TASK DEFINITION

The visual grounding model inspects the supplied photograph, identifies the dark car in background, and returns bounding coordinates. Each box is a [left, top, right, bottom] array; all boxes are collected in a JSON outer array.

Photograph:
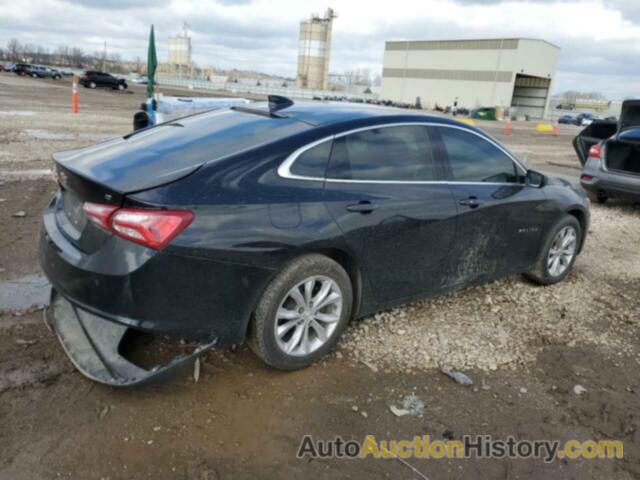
[[79, 70, 127, 90], [13, 63, 33, 75], [558, 114, 575, 125], [13, 63, 62, 79], [574, 112, 597, 126], [576, 100, 640, 203], [40, 98, 590, 386]]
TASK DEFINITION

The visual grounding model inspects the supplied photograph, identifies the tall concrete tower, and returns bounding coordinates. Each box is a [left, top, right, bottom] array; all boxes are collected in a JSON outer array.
[[168, 22, 192, 68], [296, 8, 337, 90]]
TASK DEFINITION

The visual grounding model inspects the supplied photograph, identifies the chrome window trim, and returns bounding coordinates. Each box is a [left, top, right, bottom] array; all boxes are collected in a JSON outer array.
[[276, 121, 527, 185]]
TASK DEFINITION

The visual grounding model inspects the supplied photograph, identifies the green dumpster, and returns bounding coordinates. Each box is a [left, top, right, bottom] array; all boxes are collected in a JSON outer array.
[[471, 107, 497, 120]]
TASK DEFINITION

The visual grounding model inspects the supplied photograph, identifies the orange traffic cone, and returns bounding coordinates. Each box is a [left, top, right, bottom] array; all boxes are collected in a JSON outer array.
[[552, 119, 559, 136], [71, 75, 79, 113], [503, 117, 511, 136]]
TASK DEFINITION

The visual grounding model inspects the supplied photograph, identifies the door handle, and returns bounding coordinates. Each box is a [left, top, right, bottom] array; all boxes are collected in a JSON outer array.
[[346, 201, 378, 214], [459, 196, 482, 209]]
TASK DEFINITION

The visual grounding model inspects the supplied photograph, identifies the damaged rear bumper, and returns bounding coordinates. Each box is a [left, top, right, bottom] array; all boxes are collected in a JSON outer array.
[[46, 290, 217, 387]]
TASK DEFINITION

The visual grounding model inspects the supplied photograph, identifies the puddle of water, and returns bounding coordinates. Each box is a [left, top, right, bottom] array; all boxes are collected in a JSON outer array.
[[21, 129, 75, 141], [0, 111, 36, 116], [0, 274, 51, 311], [0, 169, 52, 179]]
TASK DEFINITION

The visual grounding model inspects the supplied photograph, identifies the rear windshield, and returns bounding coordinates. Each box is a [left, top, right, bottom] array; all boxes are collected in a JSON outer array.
[[126, 109, 310, 164]]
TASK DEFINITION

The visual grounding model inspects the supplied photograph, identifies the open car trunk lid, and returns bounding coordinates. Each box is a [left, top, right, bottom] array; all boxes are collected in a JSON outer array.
[[573, 100, 640, 165], [617, 99, 640, 134], [573, 120, 617, 166], [600, 100, 640, 176]]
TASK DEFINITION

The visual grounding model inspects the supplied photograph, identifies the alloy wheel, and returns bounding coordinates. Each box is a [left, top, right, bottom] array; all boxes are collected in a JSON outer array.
[[547, 226, 577, 277], [274, 275, 342, 357]]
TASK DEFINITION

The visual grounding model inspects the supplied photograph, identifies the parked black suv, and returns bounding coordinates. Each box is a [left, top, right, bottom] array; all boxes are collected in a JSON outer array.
[[80, 71, 128, 91]]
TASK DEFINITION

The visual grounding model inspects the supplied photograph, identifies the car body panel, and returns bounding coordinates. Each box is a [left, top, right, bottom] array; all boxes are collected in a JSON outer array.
[[581, 156, 640, 201], [324, 180, 458, 304], [445, 183, 550, 283]]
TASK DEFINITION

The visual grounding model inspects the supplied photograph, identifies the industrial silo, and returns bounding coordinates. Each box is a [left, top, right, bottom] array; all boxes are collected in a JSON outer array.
[[296, 8, 337, 91], [168, 22, 192, 77]]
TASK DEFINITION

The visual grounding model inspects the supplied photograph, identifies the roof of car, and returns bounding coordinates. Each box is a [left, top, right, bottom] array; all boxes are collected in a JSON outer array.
[[266, 101, 456, 127]]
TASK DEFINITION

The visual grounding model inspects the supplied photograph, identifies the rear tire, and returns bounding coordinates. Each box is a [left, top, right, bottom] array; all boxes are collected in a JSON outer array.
[[586, 189, 608, 204], [31, 73, 38, 78], [248, 254, 353, 370], [117, 84, 125, 91], [524, 215, 582, 285]]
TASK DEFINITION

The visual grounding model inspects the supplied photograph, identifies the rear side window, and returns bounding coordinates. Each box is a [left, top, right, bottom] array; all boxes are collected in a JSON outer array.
[[290, 140, 331, 178], [436, 127, 519, 183], [328, 126, 435, 181]]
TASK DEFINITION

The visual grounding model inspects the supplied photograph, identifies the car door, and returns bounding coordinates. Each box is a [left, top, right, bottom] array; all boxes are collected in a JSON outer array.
[[323, 124, 458, 305], [96, 73, 109, 87], [105, 74, 117, 87], [429, 125, 549, 287]]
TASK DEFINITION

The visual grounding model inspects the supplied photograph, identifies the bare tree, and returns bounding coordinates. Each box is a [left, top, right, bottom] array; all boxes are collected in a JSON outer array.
[[7, 39, 21, 61], [70, 47, 83, 67]]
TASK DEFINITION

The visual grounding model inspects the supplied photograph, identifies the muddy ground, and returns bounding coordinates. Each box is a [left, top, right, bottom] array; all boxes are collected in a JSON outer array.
[[0, 73, 638, 479]]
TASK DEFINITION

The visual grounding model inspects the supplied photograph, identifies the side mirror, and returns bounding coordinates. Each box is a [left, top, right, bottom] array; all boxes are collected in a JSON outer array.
[[525, 170, 547, 188]]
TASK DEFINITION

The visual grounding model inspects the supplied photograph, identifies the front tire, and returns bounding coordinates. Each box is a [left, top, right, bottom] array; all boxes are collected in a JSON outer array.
[[524, 215, 581, 285], [248, 254, 353, 370]]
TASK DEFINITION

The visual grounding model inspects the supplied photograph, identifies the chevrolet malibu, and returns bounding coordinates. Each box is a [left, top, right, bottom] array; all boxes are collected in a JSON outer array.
[[40, 97, 590, 386]]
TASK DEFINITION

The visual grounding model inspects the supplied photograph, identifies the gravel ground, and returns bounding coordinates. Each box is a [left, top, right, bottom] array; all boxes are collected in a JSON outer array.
[[341, 204, 640, 372]]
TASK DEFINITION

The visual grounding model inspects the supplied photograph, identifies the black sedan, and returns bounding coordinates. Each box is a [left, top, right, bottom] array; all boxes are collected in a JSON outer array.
[[40, 97, 590, 386]]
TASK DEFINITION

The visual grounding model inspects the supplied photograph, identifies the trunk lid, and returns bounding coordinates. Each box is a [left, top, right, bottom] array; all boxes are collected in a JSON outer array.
[[618, 100, 640, 134], [53, 162, 123, 253], [573, 120, 617, 166]]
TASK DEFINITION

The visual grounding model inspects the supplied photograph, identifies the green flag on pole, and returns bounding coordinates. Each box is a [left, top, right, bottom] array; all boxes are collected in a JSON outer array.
[[146, 25, 157, 99]]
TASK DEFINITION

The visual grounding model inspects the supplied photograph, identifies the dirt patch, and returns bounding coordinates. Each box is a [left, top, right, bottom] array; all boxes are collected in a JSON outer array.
[[0, 178, 56, 280]]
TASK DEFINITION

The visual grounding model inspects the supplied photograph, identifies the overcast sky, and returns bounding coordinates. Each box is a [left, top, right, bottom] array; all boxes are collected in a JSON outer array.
[[1, 0, 639, 99]]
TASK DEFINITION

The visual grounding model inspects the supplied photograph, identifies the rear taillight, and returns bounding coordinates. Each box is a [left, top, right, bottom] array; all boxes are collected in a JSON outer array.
[[82, 202, 193, 250], [580, 174, 594, 181], [110, 209, 193, 250], [83, 202, 119, 230], [588, 144, 602, 159]]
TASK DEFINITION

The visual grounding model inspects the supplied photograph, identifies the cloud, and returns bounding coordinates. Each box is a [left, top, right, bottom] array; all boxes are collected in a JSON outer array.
[[0, 0, 638, 98], [61, 0, 171, 9]]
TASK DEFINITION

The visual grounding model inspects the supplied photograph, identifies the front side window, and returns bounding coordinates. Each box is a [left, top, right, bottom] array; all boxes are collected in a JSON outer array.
[[436, 127, 519, 183], [327, 126, 435, 181]]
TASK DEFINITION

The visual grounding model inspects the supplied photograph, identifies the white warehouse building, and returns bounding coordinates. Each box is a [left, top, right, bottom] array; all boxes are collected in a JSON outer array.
[[381, 38, 560, 119]]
